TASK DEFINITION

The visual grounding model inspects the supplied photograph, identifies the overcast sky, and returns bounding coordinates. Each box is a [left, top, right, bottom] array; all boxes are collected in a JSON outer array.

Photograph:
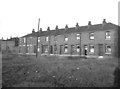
[[0, 0, 119, 39]]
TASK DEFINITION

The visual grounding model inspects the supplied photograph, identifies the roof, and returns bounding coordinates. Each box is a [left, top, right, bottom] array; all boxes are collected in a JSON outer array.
[[21, 22, 119, 38]]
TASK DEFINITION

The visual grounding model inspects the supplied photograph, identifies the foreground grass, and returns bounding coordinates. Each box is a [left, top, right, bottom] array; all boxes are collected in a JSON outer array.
[[2, 53, 118, 87]]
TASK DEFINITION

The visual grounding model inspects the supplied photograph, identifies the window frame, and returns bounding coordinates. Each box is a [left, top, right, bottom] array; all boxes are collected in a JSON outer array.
[[45, 36, 49, 42], [76, 33, 80, 40], [64, 44, 68, 53], [38, 37, 40, 42], [105, 31, 111, 40], [76, 44, 80, 52], [64, 36, 68, 42], [89, 32, 94, 40], [105, 44, 111, 54], [89, 44, 94, 53]]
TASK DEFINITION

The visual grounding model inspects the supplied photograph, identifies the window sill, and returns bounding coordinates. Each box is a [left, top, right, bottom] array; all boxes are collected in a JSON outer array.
[[105, 52, 111, 54], [105, 39, 110, 40]]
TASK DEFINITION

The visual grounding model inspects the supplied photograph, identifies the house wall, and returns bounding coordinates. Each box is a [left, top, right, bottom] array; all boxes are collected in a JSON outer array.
[[19, 27, 118, 58]]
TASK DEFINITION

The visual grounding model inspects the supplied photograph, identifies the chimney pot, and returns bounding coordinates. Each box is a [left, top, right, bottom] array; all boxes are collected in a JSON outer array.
[[88, 21, 91, 25], [55, 25, 58, 30], [103, 19, 106, 23], [76, 23, 79, 27], [32, 29, 35, 33], [47, 27, 50, 31], [40, 28, 42, 32], [65, 24, 68, 29]]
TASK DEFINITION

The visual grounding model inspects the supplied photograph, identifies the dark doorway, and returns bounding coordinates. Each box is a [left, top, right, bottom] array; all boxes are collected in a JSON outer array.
[[98, 44, 103, 56], [60, 45, 63, 54], [71, 45, 75, 55], [84, 45, 88, 55], [50, 45, 53, 54]]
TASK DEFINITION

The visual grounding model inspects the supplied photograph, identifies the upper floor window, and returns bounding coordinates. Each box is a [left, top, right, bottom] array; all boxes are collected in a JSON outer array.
[[76, 44, 80, 52], [105, 31, 111, 40], [76, 34, 80, 40], [38, 37, 40, 42], [19, 38, 22, 43], [64, 36, 68, 42], [89, 45, 94, 53], [54, 36, 57, 42], [23, 37, 26, 43], [37, 46, 40, 52], [45, 36, 49, 42], [105, 45, 111, 54], [89, 32, 94, 40]]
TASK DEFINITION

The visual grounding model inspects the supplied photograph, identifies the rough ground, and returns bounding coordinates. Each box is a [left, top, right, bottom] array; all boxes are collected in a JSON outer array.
[[2, 52, 118, 87]]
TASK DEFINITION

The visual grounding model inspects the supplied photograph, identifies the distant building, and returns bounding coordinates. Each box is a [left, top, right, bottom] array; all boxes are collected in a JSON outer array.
[[0, 37, 19, 53], [19, 19, 120, 58]]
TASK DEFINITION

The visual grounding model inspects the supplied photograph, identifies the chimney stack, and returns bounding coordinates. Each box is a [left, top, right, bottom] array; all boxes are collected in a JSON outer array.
[[103, 19, 106, 23], [47, 27, 50, 31], [65, 24, 68, 30], [40, 28, 42, 32], [88, 21, 91, 25], [55, 25, 58, 30], [75, 23, 79, 29], [32, 29, 35, 33]]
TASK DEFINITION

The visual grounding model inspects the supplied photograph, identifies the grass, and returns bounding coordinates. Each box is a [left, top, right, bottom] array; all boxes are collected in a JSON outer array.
[[2, 52, 118, 87]]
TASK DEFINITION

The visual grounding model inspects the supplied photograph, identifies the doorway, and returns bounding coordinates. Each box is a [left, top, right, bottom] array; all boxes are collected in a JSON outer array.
[[60, 45, 63, 54], [98, 44, 103, 56], [84, 45, 88, 55], [50, 45, 53, 54]]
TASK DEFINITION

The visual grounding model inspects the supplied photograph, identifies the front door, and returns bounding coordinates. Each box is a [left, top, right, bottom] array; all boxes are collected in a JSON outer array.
[[98, 44, 103, 56], [60, 45, 63, 54], [50, 45, 53, 54], [71, 45, 75, 55]]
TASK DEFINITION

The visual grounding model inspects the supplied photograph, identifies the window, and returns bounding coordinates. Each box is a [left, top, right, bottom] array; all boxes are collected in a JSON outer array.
[[19, 38, 22, 43], [38, 37, 40, 42], [54, 36, 57, 42], [105, 45, 111, 54], [37, 46, 40, 52], [45, 36, 49, 42], [89, 45, 94, 53], [76, 34, 80, 40], [64, 36, 68, 41], [76, 45, 80, 52], [105, 31, 111, 40], [89, 32, 94, 40], [23, 37, 26, 43], [64, 44, 68, 53]]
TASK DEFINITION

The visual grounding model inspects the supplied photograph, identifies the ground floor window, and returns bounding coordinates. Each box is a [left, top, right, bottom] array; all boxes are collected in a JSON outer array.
[[64, 44, 68, 53], [105, 45, 111, 54], [42, 45, 48, 53], [37, 46, 40, 52], [89, 45, 94, 53], [76, 44, 80, 52]]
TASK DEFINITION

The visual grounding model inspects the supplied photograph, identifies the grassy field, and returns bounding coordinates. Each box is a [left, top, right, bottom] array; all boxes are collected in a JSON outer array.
[[2, 52, 118, 87]]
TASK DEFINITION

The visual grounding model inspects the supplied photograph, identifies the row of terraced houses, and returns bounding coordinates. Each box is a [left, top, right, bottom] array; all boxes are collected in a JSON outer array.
[[17, 19, 120, 58]]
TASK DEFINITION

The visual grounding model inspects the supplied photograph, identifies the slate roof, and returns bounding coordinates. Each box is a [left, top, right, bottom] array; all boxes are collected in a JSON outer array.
[[21, 22, 119, 38]]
